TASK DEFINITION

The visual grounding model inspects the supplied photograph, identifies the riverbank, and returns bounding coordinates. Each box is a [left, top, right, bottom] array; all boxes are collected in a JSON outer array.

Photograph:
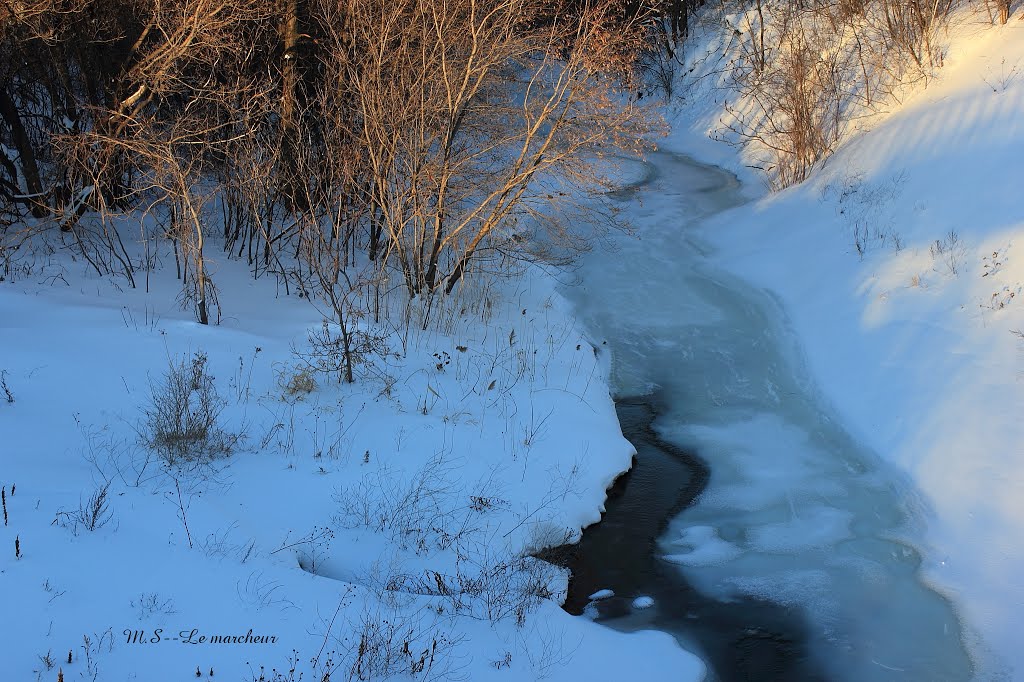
[[0, 220, 703, 680], [660, 15, 1024, 679]]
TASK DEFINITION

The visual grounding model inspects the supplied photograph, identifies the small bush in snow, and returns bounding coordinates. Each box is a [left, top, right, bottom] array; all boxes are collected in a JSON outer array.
[[981, 57, 1020, 94], [37, 648, 56, 672], [53, 482, 113, 534], [824, 172, 905, 258], [345, 606, 461, 681], [293, 319, 393, 385], [387, 554, 561, 626], [982, 249, 1006, 278], [276, 525, 335, 576], [131, 592, 176, 619], [982, 285, 1019, 311], [247, 651, 313, 681], [142, 351, 239, 465], [80, 629, 114, 682], [333, 454, 469, 555], [247, 607, 461, 682], [276, 364, 317, 397], [930, 230, 965, 277]]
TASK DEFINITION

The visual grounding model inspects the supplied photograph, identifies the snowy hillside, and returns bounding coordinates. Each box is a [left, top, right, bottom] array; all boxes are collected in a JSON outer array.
[[669, 11, 1024, 679]]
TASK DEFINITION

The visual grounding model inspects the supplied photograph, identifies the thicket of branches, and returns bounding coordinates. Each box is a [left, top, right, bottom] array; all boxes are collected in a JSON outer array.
[[3, 0, 1015, 318], [716, 0, 1013, 187], [0, 0, 703, 330]]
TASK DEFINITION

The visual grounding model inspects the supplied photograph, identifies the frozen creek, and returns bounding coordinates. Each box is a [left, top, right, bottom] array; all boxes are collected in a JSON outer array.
[[559, 151, 972, 681]]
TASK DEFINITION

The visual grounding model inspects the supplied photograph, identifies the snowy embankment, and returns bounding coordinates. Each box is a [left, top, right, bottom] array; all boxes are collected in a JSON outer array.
[[670, 14, 1024, 679], [0, 227, 702, 677]]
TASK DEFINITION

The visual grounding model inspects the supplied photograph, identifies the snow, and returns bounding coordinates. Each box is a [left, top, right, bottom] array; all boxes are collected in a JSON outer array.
[[0, 228, 704, 678], [659, 10, 1024, 680], [663, 526, 742, 567], [587, 589, 615, 601], [4, 8, 1023, 681]]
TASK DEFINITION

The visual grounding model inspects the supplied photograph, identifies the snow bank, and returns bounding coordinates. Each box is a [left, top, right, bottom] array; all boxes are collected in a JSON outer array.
[[0, 225, 703, 679]]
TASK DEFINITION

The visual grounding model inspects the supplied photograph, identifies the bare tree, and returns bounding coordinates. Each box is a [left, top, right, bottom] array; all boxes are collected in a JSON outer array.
[[3, 0, 665, 334], [331, 0, 657, 303], [56, 0, 277, 321]]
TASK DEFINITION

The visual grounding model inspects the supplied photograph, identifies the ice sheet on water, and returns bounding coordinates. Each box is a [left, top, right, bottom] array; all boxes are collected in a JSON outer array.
[[566, 149, 973, 682], [704, 477, 849, 512], [724, 570, 841, 638], [748, 506, 854, 552]]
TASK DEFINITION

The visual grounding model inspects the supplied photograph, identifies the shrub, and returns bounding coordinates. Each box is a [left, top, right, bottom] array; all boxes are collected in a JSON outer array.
[[276, 364, 317, 397], [292, 319, 393, 385], [930, 230, 965, 277], [53, 482, 113, 534], [142, 351, 238, 465]]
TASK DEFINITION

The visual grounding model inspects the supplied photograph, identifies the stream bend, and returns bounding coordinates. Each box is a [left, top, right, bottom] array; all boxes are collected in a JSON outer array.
[[559, 151, 972, 682]]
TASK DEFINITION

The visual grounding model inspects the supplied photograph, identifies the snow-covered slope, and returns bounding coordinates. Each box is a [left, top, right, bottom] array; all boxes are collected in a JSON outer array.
[[670, 14, 1024, 679], [0, 238, 703, 679]]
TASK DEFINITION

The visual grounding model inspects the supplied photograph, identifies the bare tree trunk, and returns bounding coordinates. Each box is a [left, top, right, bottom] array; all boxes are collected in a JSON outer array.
[[756, 0, 767, 73], [998, 0, 1011, 23], [0, 88, 47, 218], [181, 192, 210, 325], [279, 0, 309, 210]]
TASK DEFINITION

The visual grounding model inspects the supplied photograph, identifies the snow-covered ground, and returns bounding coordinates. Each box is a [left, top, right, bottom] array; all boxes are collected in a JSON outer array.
[[661, 10, 1024, 680], [0, 226, 703, 678], [4, 8, 1023, 681]]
